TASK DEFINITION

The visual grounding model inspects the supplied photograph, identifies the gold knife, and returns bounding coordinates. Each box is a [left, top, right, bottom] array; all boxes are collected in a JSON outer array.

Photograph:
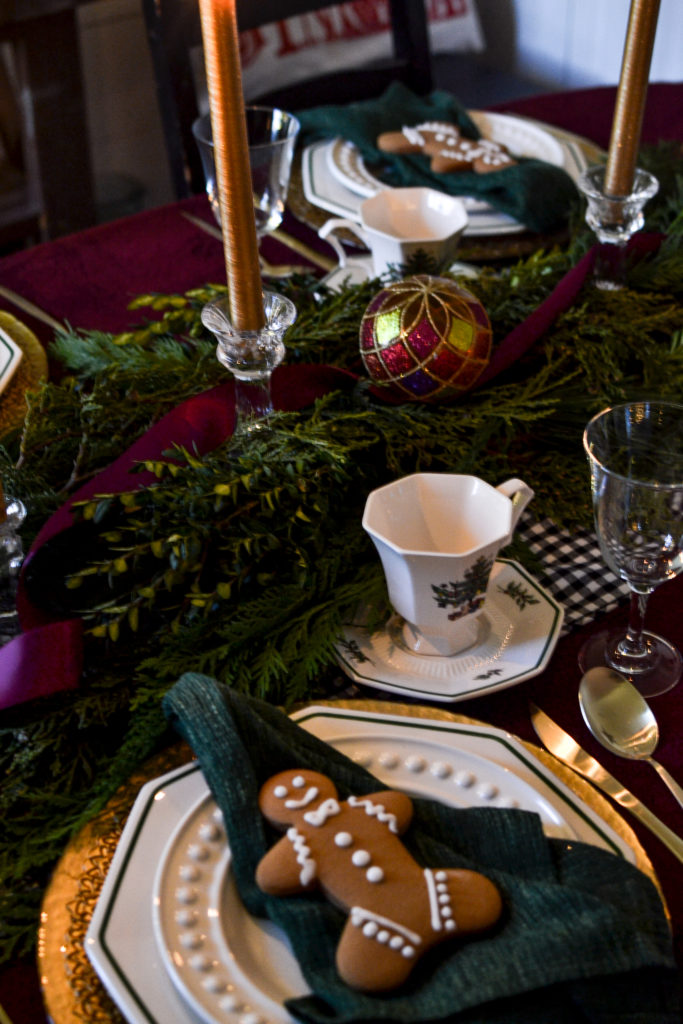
[[530, 703, 683, 863]]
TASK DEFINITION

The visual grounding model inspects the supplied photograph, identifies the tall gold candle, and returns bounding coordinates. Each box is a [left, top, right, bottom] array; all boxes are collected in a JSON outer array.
[[198, 0, 265, 330], [604, 0, 660, 196]]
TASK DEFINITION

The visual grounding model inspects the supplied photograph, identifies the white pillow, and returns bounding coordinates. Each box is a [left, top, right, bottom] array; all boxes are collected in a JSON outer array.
[[239, 0, 484, 102]]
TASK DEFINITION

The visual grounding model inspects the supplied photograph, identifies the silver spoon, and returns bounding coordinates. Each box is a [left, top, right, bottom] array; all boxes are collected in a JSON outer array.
[[579, 666, 683, 809]]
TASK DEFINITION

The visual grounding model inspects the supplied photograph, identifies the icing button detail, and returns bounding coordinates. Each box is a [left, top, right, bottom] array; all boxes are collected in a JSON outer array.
[[366, 865, 384, 883], [351, 849, 371, 867], [335, 831, 353, 847]]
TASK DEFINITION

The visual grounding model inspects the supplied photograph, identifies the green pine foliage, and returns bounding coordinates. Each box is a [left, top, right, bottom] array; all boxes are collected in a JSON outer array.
[[1, 143, 682, 963]]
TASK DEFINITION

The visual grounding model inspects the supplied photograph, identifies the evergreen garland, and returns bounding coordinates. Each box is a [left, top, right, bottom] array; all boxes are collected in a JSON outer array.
[[1, 143, 682, 964]]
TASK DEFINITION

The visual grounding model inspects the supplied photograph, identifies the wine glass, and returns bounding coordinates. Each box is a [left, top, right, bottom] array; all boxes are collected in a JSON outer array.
[[578, 401, 683, 697], [192, 106, 300, 238]]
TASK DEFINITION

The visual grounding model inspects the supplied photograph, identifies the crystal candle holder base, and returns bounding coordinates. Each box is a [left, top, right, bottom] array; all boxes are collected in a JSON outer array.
[[201, 291, 297, 429], [0, 495, 26, 622], [577, 165, 659, 290]]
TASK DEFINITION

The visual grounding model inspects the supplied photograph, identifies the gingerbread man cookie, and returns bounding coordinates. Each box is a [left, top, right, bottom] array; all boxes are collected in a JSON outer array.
[[377, 121, 517, 175], [256, 769, 503, 992]]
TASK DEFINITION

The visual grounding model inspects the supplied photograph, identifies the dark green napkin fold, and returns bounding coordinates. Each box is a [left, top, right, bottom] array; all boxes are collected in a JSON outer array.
[[296, 81, 578, 234], [162, 673, 679, 1024]]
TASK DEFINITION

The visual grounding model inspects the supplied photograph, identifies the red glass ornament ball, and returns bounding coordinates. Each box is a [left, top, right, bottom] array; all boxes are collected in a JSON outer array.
[[359, 275, 492, 402]]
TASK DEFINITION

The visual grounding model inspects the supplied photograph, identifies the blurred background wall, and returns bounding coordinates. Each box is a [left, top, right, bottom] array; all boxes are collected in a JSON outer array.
[[77, 0, 683, 220], [1, 0, 681, 251]]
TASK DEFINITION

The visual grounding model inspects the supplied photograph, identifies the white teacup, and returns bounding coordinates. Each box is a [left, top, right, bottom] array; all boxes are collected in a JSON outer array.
[[319, 187, 468, 277], [363, 473, 534, 656]]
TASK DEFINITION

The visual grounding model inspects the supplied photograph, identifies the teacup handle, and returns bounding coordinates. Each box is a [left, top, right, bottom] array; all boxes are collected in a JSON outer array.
[[496, 478, 534, 532], [318, 218, 369, 267]]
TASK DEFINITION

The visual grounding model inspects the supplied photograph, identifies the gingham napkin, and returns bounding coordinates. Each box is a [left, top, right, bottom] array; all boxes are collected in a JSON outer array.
[[516, 515, 630, 633]]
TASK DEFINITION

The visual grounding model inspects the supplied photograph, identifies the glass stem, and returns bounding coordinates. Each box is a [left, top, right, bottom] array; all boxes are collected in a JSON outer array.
[[616, 590, 651, 659], [234, 374, 274, 428], [593, 241, 627, 291]]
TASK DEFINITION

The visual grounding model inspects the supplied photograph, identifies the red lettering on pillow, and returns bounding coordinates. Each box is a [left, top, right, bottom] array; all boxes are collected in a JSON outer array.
[[239, 28, 266, 68], [428, 0, 468, 17]]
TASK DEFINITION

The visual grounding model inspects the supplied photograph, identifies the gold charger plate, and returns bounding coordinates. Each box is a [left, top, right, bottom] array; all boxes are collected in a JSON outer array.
[[0, 312, 48, 439], [38, 700, 657, 1024]]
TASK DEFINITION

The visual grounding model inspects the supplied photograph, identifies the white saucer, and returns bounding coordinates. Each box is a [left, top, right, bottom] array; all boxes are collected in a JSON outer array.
[[334, 559, 563, 702], [319, 255, 480, 291]]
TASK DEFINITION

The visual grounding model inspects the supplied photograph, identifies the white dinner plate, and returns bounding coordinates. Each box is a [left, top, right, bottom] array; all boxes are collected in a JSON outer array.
[[335, 560, 563, 702], [326, 112, 565, 206], [302, 112, 592, 236], [86, 705, 632, 1024], [0, 324, 23, 395]]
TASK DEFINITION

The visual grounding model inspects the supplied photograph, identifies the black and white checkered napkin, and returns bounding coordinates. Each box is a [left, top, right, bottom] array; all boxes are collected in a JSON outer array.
[[516, 515, 629, 634]]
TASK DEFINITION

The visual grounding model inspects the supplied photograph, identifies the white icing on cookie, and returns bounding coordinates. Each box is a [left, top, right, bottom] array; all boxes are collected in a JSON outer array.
[[347, 795, 399, 833], [350, 906, 421, 949], [285, 786, 319, 809], [303, 797, 341, 827], [286, 826, 316, 886]]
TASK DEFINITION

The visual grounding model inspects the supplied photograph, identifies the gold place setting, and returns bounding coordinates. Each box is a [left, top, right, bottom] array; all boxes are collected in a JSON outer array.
[[1, 1, 682, 1023]]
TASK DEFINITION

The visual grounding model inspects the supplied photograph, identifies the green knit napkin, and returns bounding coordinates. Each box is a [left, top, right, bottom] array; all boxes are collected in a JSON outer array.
[[296, 81, 578, 233], [162, 674, 679, 1023]]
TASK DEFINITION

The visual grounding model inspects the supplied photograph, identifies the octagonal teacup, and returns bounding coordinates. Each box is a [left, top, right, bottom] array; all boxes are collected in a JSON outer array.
[[363, 473, 533, 656]]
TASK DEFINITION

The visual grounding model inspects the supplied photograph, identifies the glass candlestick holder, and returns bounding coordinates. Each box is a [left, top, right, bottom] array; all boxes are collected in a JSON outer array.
[[0, 494, 26, 623], [577, 165, 659, 290], [201, 291, 297, 429]]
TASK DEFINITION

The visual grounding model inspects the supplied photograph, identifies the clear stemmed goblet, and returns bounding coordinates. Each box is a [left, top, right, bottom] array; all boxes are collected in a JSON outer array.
[[578, 401, 683, 697], [192, 106, 300, 239]]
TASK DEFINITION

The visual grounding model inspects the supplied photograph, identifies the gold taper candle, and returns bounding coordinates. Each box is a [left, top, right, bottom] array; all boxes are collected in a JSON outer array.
[[604, 0, 660, 196], [198, 0, 265, 330]]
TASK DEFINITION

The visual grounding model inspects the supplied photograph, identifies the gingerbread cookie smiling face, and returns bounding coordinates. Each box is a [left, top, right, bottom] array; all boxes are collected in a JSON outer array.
[[256, 768, 503, 992]]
